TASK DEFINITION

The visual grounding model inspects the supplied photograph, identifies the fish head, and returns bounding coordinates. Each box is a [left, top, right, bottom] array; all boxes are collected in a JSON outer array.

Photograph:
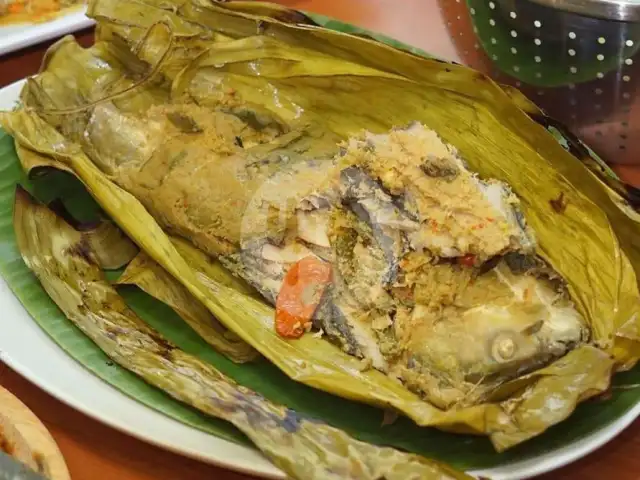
[[400, 268, 589, 407], [461, 303, 586, 380]]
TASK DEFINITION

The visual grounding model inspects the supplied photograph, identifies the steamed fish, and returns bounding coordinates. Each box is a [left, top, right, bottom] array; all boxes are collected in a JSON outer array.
[[240, 123, 588, 408], [76, 100, 589, 409]]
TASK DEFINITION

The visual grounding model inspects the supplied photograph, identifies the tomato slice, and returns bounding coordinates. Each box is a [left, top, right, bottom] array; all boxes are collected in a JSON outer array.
[[458, 254, 476, 268], [275, 256, 332, 339]]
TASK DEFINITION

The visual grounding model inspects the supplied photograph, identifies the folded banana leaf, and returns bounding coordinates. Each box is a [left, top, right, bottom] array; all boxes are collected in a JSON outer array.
[[86, 0, 640, 284], [115, 248, 258, 363], [2, 0, 640, 455], [6, 119, 257, 365], [297, 10, 640, 214], [12, 186, 470, 480], [88, 0, 640, 213], [496, 85, 640, 215]]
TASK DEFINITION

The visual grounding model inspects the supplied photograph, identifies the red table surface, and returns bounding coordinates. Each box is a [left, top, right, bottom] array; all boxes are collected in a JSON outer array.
[[0, 1, 638, 479]]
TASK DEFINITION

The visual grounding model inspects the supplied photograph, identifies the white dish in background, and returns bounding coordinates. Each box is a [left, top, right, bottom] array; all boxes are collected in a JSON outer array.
[[0, 8, 94, 57], [0, 78, 639, 480]]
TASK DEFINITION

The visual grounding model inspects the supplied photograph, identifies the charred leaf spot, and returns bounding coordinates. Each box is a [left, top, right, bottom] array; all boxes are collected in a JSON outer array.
[[232, 393, 282, 429], [283, 407, 323, 428], [235, 136, 244, 148], [445, 68, 452, 73], [282, 410, 302, 433], [106, 360, 114, 367], [474, 72, 487, 83], [275, 11, 318, 25], [150, 332, 176, 360], [103, 324, 122, 341], [256, 20, 268, 34], [166, 112, 202, 134], [66, 236, 93, 264], [531, 114, 639, 212], [158, 349, 173, 361], [550, 192, 568, 213]]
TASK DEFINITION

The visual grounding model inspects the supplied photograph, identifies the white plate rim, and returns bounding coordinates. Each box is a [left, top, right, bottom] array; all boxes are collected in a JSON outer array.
[[0, 8, 94, 57], [0, 78, 639, 480]]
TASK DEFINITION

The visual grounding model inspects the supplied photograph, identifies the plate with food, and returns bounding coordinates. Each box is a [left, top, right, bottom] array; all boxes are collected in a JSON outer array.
[[1, 0, 640, 479], [0, 0, 93, 56]]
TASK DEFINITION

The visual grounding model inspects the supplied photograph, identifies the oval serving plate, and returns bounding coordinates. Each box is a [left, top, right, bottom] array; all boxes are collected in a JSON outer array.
[[1, 10, 640, 479]]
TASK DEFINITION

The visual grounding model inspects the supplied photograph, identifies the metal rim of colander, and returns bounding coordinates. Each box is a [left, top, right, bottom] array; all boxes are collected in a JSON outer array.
[[529, 0, 640, 22]]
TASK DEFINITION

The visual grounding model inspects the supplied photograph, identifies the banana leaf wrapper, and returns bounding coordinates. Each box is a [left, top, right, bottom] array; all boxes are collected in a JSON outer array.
[[45, 197, 140, 270], [9, 120, 258, 364], [497, 85, 640, 217], [87, 0, 640, 290], [115, 246, 258, 363], [91, 0, 640, 215], [1, 0, 638, 452], [12, 186, 471, 480]]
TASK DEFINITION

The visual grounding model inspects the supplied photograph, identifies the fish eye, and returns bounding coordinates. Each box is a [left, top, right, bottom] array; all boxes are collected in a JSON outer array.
[[491, 332, 518, 363]]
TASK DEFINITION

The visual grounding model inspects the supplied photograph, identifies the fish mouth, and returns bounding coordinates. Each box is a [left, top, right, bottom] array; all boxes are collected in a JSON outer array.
[[233, 122, 589, 407]]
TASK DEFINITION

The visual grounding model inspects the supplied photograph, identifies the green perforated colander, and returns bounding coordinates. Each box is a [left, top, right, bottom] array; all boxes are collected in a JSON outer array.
[[444, 0, 640, 166]]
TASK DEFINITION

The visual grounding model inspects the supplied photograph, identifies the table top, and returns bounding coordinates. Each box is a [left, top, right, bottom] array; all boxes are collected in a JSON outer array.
[[1, 1, 639, 479]]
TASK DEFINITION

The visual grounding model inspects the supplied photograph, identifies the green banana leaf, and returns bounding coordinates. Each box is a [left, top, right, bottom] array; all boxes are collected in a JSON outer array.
[[115, 245, 259, 364], [3, 0, 636, 472]]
